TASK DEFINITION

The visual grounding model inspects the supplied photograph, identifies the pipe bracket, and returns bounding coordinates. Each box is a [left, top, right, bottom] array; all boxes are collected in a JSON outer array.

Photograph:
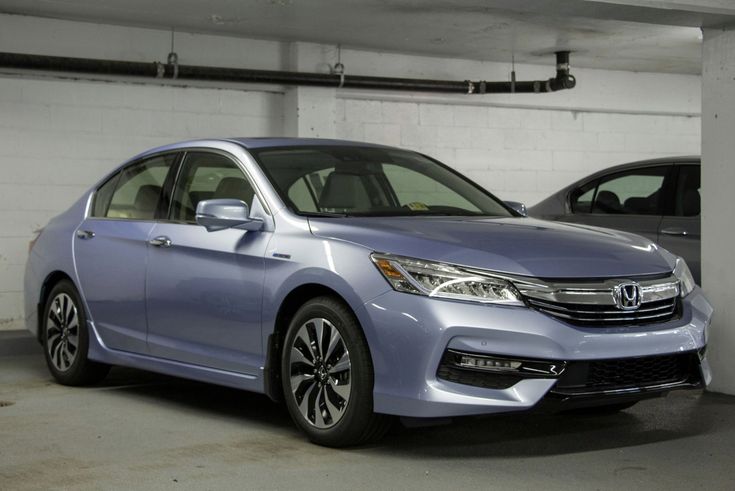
[[167, 52, 179, 79]]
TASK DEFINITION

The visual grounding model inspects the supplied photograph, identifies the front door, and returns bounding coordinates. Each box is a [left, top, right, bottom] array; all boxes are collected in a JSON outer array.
[[74, 153, 178, 353], [658, 164, 701, 284], [145, 151, 270, 374]]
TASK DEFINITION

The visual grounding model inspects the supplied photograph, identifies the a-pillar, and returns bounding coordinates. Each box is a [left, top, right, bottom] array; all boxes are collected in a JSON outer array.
[[702, 25, 735, 395], [283, 42, 337, 138]]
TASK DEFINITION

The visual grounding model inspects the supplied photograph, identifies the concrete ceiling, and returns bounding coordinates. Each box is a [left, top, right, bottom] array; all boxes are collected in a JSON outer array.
[[1, 1, 734, 74]]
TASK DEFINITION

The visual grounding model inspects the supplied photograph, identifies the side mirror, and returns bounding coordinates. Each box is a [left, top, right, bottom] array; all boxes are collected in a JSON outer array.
[[505, 201, 527, 217], [195, 199, 264, 232]]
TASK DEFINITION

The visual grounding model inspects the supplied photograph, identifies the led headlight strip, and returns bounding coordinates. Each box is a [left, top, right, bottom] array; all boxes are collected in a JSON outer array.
[[371, 253, 524, 305], [673, 257, 696, 297]]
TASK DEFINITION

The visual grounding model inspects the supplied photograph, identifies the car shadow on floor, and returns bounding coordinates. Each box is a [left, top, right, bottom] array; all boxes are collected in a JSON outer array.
[[85, 365, 731, 458], [3, 330, 728, 460], [376, 395, 720, 458]]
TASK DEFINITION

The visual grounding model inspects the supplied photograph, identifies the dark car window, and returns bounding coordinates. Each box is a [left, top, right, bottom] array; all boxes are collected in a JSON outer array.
[[674, 165, 700, 217], [102, 154, 176, 220], [91, 172, 120, 217], [252, 146, 511, 217], [571, 166, 669, 216], [170, 152, 255, 223], [570, 180, 598, 213]]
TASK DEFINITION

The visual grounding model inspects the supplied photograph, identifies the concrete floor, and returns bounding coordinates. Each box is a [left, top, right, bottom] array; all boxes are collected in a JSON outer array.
[[1, 331, 734, 491]]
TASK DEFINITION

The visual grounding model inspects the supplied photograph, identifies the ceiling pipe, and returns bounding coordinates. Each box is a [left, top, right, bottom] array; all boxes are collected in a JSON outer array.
[[0, 51, 575, 94]]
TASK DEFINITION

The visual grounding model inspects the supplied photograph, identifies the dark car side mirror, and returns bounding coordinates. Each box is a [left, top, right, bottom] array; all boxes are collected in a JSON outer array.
[[195, 199, 264, 232], [504, 201, 527, 217]]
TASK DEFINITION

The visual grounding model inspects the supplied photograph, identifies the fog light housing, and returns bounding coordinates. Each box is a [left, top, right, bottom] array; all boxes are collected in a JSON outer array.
[[459, 355, 522, 372], [446, 349, 566, 377]]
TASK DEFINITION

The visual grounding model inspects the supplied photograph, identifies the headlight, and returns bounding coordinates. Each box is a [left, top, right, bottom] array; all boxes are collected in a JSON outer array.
[[674, 257, 696, 297], [370, 253, 524, 305]]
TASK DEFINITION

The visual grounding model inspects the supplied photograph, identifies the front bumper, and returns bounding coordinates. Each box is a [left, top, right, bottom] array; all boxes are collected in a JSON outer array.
[[357, 286, 712, 418]]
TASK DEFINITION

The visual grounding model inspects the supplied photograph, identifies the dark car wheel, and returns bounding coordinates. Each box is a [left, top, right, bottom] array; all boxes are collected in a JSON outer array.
[[43, 280, 110, 386], [281, 296, 391, 447]]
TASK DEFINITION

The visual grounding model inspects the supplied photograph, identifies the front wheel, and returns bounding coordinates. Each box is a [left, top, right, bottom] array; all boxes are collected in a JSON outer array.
[[42, 280, 110, 386], [281, 296, 391, 447]]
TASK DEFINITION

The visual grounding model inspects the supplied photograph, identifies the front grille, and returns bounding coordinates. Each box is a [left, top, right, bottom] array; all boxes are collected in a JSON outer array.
[[526, 296, 679, 326], [513, 274, 682, 327], [552, 352, 699, 395], [436, 349, 702, 397]]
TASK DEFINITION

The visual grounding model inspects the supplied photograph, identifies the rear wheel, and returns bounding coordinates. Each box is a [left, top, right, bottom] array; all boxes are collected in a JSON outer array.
[[43, 280, 110, 386], [281, 296, 391, 447]]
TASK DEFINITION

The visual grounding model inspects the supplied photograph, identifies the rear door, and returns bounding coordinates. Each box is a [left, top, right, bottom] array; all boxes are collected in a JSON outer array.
[[562, 165, 673, 243], [74, 153, 178, 353], [658, 164, 701, 283]]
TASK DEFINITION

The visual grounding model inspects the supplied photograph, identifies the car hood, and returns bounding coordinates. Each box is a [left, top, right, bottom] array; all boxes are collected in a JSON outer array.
[[307, 216, 676, 279]]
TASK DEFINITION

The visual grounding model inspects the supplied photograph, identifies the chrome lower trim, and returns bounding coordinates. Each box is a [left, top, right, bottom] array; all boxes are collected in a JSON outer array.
[[550, 379, 698, 397]]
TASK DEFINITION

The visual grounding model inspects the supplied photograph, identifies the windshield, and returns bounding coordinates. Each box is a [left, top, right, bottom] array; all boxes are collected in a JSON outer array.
[[251, 146, 513, 217]]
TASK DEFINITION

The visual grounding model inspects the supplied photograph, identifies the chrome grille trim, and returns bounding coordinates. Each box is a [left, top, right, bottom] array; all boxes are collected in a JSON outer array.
[[526, 298, 676, 316], [513, 276, 679, 306], [514, 275, 680, 326]]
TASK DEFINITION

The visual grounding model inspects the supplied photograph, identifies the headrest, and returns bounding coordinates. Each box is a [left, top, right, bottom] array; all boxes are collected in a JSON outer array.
[[214, 177, 254, 204], [133, 185, 161, 218], [319, 172, 371, 210]]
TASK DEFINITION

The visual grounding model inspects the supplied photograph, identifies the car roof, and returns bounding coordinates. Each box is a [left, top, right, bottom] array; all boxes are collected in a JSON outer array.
[[601, 155, 699, 169], [128, 137, 400, 163], [565, 155, 700, 188], [226, 137, 394, 150]]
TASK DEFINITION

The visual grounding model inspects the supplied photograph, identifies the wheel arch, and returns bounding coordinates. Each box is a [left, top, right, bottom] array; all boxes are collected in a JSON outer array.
[[264, 283, 361, 403], [36, 270, 75, 343]]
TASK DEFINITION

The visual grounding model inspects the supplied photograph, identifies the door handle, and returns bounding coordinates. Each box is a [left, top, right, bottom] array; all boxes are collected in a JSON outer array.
[[149, 236, 172, 248], [76, 229, 95, 240], [660, 227, 688, 236]]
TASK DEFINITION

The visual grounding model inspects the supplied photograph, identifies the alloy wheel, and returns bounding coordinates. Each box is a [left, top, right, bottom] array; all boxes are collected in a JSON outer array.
[[46, 293, 80, 372], [289, 317, 352, 429]]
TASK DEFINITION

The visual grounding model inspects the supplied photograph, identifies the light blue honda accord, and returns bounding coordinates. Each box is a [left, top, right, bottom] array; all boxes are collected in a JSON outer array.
[[25, 138, 712, 446]]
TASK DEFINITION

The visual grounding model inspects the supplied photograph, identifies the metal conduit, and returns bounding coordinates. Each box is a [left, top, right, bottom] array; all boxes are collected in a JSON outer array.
[[0, 50, 576, 94]]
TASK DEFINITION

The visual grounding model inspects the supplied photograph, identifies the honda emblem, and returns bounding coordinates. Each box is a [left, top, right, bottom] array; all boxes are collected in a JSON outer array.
[[614, 282, 642, 310]]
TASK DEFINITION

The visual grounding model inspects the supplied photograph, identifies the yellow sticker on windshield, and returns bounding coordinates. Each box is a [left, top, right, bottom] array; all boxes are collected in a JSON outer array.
[[406, 202, 429, 211]]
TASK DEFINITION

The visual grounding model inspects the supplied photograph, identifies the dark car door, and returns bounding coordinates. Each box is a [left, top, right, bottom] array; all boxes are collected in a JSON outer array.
[[144, 151, 271, 375], [561, 164, 674, 243], [658, 164, 701, 283], [74, 153, 178, 353]]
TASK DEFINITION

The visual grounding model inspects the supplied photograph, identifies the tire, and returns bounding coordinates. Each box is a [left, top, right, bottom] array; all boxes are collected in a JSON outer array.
[[42, 280, 110, 386], [281, 296, 391, 447]]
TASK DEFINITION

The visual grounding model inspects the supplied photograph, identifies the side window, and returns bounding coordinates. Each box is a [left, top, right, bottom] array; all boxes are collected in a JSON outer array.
[[382, 164, 480, 212], [570, 180, 597, 214], [674, 165, 700, 217], [91, 172, 120, 217], [591, 167, 668, 215], [105, 154, 175, 220], [170, 152, 255, 223]]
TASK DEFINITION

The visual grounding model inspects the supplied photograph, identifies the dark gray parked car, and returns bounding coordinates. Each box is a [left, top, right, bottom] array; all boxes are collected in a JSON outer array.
[[529, 157, 701, 283]]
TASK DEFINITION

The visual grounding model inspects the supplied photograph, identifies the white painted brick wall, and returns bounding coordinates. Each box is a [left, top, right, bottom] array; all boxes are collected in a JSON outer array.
[[337, 99, 701, 207], [0, 13, 704, 331], [0, 76, 283, 329]]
